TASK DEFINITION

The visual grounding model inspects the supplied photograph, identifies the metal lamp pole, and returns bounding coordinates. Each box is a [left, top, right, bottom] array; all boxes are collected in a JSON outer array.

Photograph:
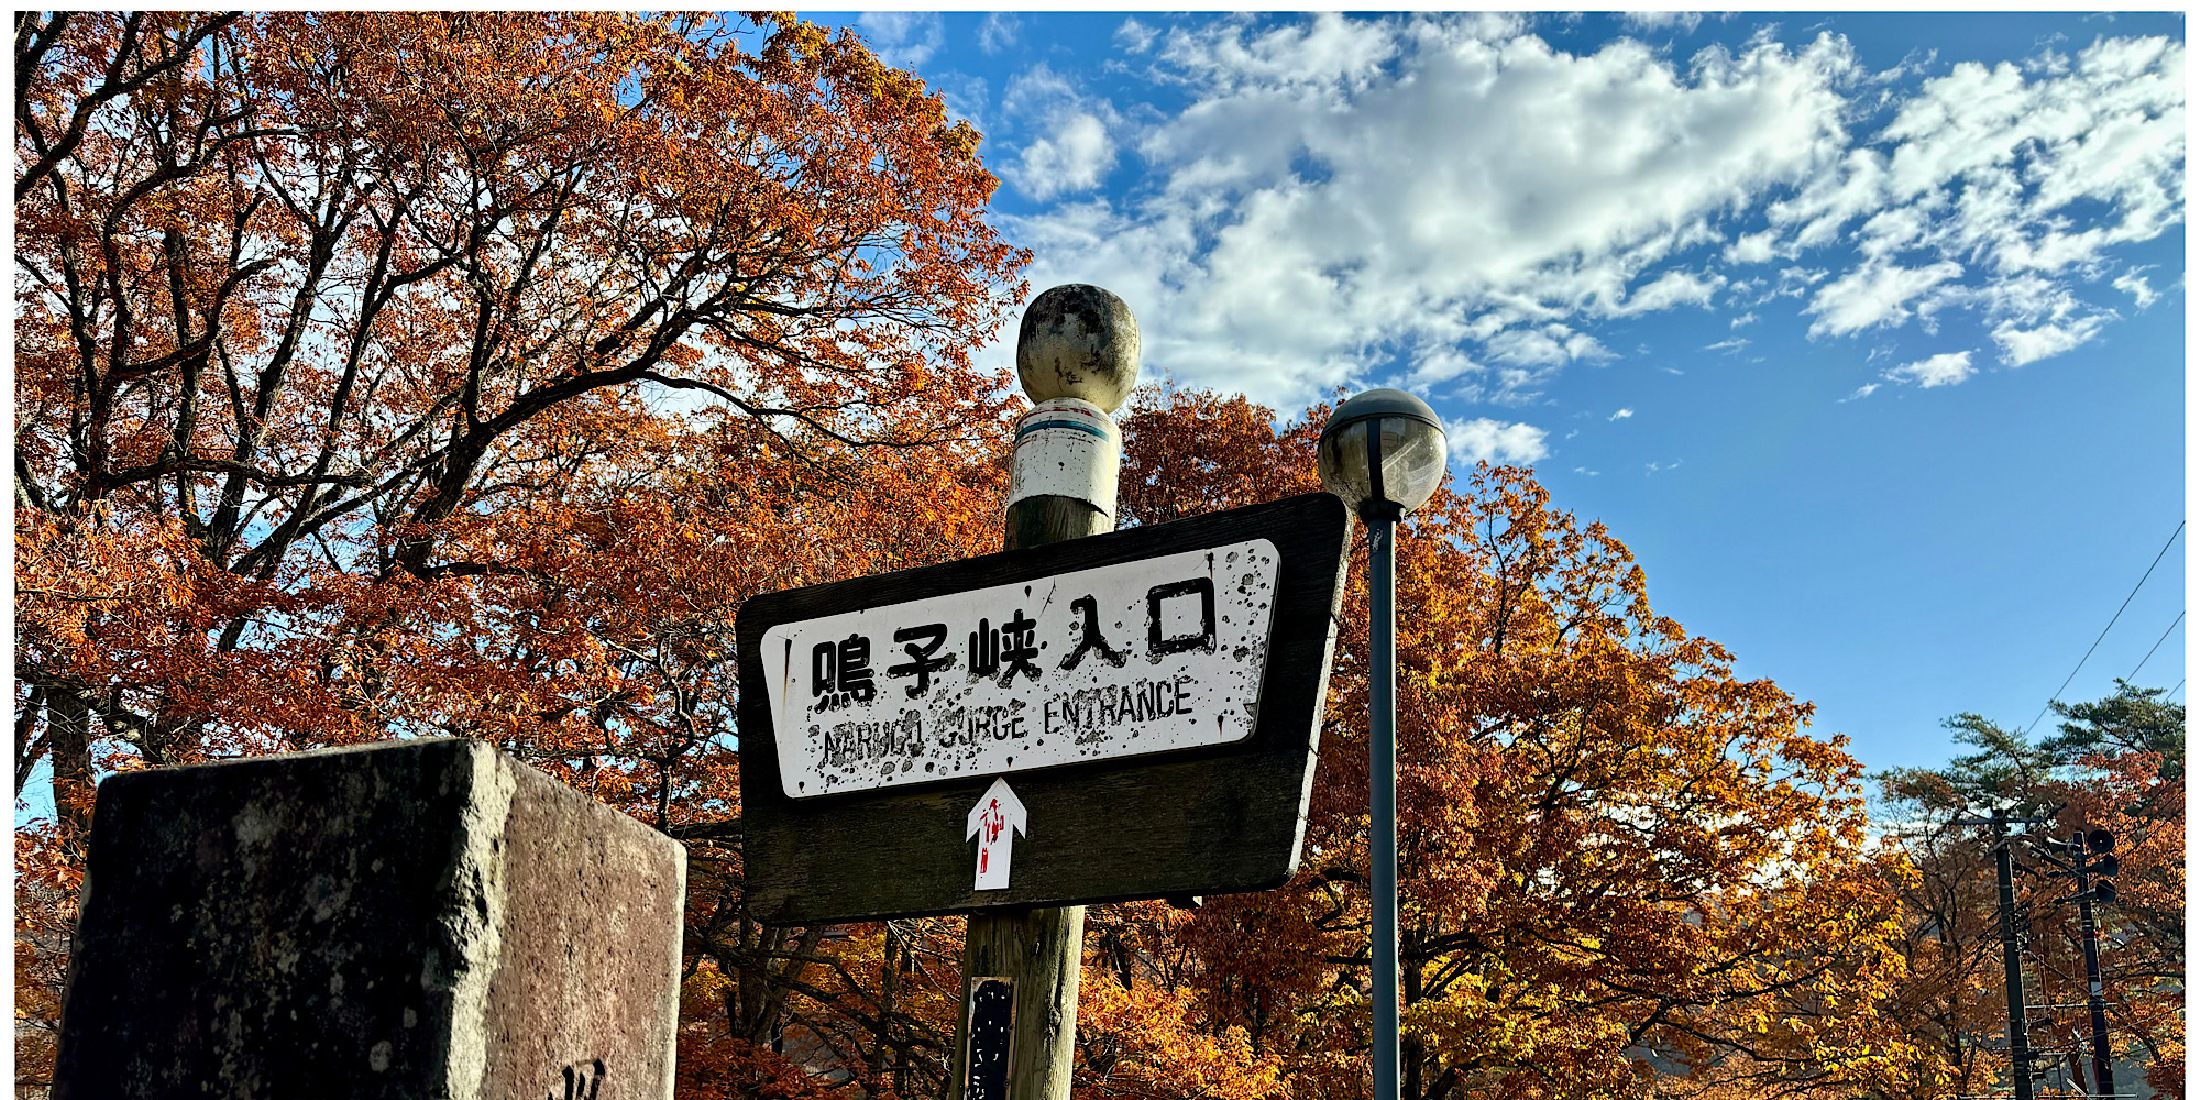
[[1369, 502, 1401, 1100], [1318, 389, 1448, 1100]]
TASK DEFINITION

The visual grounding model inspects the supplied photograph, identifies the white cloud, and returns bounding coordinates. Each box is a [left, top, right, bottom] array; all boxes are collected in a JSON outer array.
[[979, 13, 1020, 55], [1847, 349, 1980, 399], [1000, 17, 1859, 409], [1805, 260, 1963, 336], [1152, 11, 1406, 95], [1879, 39, 2183, 271], [1403, 347, 1482, 392], [1963, 274, 2120, 364], [1485, 326, 1610, 368], [1619, 11, 1705, 35], [1991, 317, 2108, 365], [1009, 113, 1116, 200], [1115, 18, 1159, 54], [2113, 268, 2159, 308], [1773, 34, 2183, 363], [1446, 417, 1550, 465], [1726, 230, 1778, 264], [1882, 350, 1975, 387], [1604, 269, 1725, 316], [1002, 63, 1077, 113], [858, 12, 944, 70], [999, 65, 1121, 202], [986, 18, 2181, 411], [1608, 407, 1634, 420]]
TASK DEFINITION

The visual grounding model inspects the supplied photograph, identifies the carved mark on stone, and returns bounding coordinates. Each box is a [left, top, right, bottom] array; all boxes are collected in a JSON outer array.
[[549, 1058, 607, 1100]]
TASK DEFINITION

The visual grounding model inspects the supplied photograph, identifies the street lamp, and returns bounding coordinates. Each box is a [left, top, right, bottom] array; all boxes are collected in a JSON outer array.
[[1317, 388, 1447, 1100]]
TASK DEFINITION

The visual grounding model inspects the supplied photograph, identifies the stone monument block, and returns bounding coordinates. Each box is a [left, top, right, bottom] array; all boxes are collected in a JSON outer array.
[[53, 737, 685, 1100]]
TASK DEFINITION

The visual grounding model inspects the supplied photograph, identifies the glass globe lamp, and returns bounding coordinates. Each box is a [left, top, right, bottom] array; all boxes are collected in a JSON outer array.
[[1317, 388, 1448, 521]]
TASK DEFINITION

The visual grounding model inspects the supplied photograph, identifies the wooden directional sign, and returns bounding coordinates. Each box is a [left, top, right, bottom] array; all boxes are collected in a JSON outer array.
[[737, 492, 1350, 924]]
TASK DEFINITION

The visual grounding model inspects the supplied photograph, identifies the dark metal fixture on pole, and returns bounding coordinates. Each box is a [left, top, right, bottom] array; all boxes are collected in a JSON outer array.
[[1995, 813, 2037, 1100], [2075, 828, 2118, 1099], [2045, 827, 2120, 1098]]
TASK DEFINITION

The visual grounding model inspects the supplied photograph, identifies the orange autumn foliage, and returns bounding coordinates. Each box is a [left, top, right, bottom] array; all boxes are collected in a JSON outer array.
[[18, 14, 2011, 1100], [17, 8, 1025, 780], [16, 11, 1020, 1095], [1101, 390, 1915, 1100]]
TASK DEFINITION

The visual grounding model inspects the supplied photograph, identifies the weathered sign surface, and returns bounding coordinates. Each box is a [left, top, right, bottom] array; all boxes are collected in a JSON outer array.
[[737, 492, 1350, 923], [762, 538, 1280, 797]]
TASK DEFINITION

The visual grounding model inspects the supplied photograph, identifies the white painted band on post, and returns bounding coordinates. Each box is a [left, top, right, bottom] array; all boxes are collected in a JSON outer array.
[[1006, 398, 1120, 517]]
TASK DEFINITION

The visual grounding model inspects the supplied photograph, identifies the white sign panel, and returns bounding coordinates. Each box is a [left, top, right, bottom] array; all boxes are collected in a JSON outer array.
[[762, 540, 1280, 798]]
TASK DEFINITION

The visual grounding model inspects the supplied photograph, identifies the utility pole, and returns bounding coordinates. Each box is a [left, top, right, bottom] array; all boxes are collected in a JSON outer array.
[[2071, 830, 2116, 1098], [1956, 805, 2050, 1100], [1993, 812, 2036, 1100], [947, 285, 1139, 1100]]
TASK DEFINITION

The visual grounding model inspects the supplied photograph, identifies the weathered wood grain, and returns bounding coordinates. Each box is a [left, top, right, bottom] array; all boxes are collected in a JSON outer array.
[[957, 492, 1105, 1100]]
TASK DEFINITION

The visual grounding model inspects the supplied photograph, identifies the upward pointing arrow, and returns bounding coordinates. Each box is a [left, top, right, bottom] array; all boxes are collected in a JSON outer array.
[[964, 778, 1028, 891]]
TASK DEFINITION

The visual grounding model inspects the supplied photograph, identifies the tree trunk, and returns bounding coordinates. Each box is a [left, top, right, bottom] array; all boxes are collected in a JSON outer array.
[[49, 689, 94, 858]]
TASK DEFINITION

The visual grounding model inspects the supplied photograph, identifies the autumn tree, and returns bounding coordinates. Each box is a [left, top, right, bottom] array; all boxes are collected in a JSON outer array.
[[1876, 686, 2186, 1098], [1036, 388, 1914, 1100], [15, 5, 1023, 803], [14, 10, 1026, 1092], [11, 16, 1979, 1097]]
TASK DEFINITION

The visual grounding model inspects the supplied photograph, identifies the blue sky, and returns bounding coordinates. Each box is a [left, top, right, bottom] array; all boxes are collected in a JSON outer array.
[[807, 10, 2187, 777]]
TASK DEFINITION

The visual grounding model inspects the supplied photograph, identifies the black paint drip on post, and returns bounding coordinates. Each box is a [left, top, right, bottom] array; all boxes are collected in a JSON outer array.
[[962, 978, 1016, 1100]]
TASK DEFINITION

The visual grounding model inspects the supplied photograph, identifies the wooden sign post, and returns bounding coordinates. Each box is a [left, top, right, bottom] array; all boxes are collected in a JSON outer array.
[[735, 287, 1351, 1098]]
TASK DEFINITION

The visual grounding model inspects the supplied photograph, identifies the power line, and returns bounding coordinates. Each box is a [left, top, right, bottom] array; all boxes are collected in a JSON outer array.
[[2027, 520, 2184, 733], [2127, 610, 2184, 682]]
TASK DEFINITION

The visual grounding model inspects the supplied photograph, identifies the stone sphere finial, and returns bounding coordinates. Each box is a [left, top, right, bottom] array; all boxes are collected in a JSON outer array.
[[1016, 284, 1139, 413]]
